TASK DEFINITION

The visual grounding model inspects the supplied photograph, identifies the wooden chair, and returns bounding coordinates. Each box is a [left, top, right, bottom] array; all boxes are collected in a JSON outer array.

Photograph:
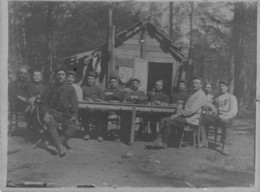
[[179, 110, 209, 149], [9, 109, 27, 136], [179, 124, 200, 149]]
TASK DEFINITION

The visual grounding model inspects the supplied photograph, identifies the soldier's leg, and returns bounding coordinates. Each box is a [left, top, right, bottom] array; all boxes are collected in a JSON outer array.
[[46, 118, 64, 156], [95, 111, 108, 140], [220, 119, 233, 146], [156, 117, 186, 146], [119, 111, 131, 143]]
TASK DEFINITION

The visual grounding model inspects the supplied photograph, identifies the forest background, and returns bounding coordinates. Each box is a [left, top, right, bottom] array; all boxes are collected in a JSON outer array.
[[8, 1, 257, 116]]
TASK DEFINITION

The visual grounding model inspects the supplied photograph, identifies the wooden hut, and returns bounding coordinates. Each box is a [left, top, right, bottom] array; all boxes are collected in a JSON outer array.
[[64, 20, 187, 95]]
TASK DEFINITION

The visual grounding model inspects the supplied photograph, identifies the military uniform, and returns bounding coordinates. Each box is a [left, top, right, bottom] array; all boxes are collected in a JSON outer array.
[[81, 84, 106, 139], [103, 88, 123, 101], [157, 89, 207, 147], [9, 79, 32, 112], [139, 91, 170, 139], [170, 89, 189, 104], [126, 89, 148, 104], [39, 82, 78, 153], [82, 84, 103, 101]]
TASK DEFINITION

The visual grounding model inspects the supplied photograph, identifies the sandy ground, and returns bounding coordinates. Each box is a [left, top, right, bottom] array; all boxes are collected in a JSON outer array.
[[6, 117, 255, 188]]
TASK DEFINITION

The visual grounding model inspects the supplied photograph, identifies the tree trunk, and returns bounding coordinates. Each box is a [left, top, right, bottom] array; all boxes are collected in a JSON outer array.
[[44, 3, 53, 83], [187, 2, 194, 83], [169, 2, 173, 39]]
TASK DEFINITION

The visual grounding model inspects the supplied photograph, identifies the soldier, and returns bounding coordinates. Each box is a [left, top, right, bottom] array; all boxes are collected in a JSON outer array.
[[200, 80, 238, 155], [138, 80, 169, 139], [81, 71, 106, 141], [147, 76, 207, 149], [126, 78, 147, 104], [204, 82, 214, 104], [103, 76, 123, 102], [67, 70, 83, 101], [39, 68, 78, 157], [170, 80, 189, 104], [9, 66, 31, 112]]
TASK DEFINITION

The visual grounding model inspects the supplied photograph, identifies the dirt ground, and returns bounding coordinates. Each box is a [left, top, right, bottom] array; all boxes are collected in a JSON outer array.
[[7, 117, 255, 188]]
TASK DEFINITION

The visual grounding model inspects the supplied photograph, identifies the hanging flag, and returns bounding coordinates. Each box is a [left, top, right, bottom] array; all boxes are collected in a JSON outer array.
[[118, 66, 133, 84]]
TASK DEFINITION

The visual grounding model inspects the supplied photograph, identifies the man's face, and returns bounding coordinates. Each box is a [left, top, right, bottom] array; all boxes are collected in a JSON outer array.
[[191, 79, 202, 91], [178, 82, 186, 91], [56, 71, 66, 84], [132, 81, 139, 90], [155, 81, 163, 91], [19, 68, 28, 81], [110, 79, 118, 89], [33, 72, 42, 83], [87, 76, 95, 86], [67, 75, 75, 85], [218, 84, 228, 94], [204, 84, 212, 94]]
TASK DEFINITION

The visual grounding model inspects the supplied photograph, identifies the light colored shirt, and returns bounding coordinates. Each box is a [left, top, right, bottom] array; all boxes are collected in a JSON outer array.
[[179, 89, 207, 125], [206, 94, 214, 104], [214, 92, 238, 120], [72, 84, 83, 101]]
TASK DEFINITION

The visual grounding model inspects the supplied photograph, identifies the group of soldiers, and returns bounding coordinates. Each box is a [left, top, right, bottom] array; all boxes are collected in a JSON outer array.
[[9, 66, 238, 157]]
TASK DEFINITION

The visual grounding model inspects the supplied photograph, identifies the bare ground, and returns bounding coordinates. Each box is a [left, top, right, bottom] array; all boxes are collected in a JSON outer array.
[[7, 118, 255, 188]]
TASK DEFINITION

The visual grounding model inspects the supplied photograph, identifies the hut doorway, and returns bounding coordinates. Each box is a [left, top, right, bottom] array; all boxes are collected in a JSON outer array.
[[147, 62, 172, 96]]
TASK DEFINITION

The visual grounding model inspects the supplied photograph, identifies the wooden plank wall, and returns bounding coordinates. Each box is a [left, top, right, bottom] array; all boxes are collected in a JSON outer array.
[[114, 29, 180, 92]]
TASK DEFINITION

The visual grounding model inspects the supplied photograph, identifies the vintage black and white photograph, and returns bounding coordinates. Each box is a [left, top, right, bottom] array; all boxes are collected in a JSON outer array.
[[2, 0, 259, 189]]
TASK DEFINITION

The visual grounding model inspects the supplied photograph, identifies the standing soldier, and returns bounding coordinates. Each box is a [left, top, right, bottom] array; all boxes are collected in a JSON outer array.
[[39, 68, 78, 157]]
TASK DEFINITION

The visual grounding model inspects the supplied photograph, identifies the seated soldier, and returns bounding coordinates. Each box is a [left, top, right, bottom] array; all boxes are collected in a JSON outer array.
[[200, 80, 238, 155], [126, 78, 148, 104], [27, 70, 48, 142], [81, 71, 106, 142], [119, 78, 148, 143], [9, 67, 32, 139], [146, 76, 207, 149], [67, 70, 83, 102], [138, 80, 169, 139], [9, 67, 31, 112], [39, 68, 78, 157], [104, 76, 123, 102], [204, 82, 214, 104], [171, 80, 189, 104]]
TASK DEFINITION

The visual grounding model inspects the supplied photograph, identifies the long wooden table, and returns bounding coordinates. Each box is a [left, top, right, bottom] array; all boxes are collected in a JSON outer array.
[[78, 101, 176, 144]]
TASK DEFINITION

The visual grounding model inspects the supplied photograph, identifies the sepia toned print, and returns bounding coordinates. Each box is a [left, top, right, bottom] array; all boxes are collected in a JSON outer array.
[[1, 0, 259, 190]]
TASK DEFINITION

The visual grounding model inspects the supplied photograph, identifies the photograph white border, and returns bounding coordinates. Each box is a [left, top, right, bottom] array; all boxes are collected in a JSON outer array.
[[1, 0, 259, 191]]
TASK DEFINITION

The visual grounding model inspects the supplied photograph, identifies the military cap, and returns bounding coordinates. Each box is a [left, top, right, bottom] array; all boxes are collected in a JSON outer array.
[[219, 80, 228, 86], [88, 71, 98, 78], [67, 70, 76, 77]]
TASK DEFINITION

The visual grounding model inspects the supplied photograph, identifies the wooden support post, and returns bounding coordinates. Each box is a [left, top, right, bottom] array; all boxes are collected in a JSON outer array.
[[129, 105, 136, 145], [108, 8, 115, 80]]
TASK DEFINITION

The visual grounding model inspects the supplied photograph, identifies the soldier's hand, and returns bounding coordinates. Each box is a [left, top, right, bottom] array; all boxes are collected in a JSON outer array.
[[170, 114, 178, 120], [43, 113, 53, 123]]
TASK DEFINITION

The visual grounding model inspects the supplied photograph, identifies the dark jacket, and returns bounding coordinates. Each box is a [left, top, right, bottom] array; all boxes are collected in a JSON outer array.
[[8, 79, 32, 112], [40, 82, 78, 119], [82, 84, 103, 100], [148, 91, 169, 103], [170, 89, 189, 103], [103, 87, 123, 101]]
